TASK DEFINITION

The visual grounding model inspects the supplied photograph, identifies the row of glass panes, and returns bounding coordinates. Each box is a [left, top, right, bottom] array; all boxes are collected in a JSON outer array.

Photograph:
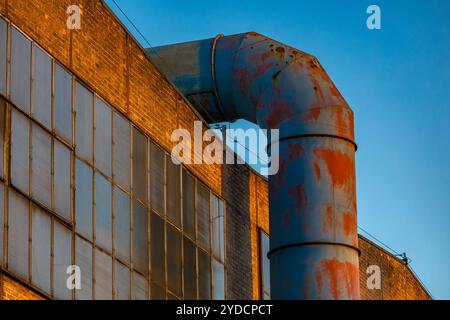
[[260, 230, 271, 300]]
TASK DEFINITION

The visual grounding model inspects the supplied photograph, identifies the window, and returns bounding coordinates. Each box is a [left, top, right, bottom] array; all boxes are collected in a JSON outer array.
[[75, 236, 93, 300], [54, 140, 71, 221], [260, 230, 271, 300], [114, 261, 130, 300], [213, 259, 225, 300], [166, 156, 181, 227], [114, 187, 130, 264], [10, 27, 31, 113], [113, 112, 130, 190], [182, 170, 195, 240], [54, 64, 72, 143], [0, 99, 6, 179], [197, 182, 210, 251], [133, 272, 148, 300], [75, 159, 93, 240], [132, 128, 147, 203], [198, 249, 211, 300], [133, 199, 148, 276], [150, 142, 165, 215], [75, 82, 94, 162], [167, 224, 182, 297], [8, 190, 29, 280], [183, 237, 197, 299], [0, 18, 6, 95], [212, 195, 225, 262], [11, 109, 30, 194], [95, 173, 112, 252], [151, 283, 166, 300], [95, 98, 112, 176], [31, 124, 51, 208], [53, 222, 72, 300], [31, 206, 51, 294], [150, 212, 165, 287], [32, 45, 52, 129], [95, 248, 113, 300]]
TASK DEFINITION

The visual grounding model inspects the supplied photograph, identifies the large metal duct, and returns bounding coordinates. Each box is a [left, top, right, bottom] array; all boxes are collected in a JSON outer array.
[[147, 32, 359, 300]]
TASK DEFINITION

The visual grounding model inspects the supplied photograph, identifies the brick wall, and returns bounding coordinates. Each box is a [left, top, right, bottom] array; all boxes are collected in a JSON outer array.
[[0, 272, 45, 300]]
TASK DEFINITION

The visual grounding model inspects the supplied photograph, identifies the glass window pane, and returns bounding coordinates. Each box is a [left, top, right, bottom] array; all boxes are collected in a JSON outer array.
[[0, 183, 4, 267], [11, 109, 30, 194], [75, 82, 93, 162], [54, 141, 71, 221], [197, 182, 210, 251], [183, 237, 197, 300], [133, 199, 148, 276], [151, 283, 166, 300], [132, 128, 147, 203], [0, 99, 6, 179], [150, 212, 165, 287], [32, 45, 52, 129], [114, 187, 130, 264], [261, 231, 270, 295], [54, 64, 72, 143], [75, 159, 93, 240], [0, 18, 6, 95], [95, 173, 112, 253], [166, 157, 180, 227], [11, 27, 31, 113], [95, 98, 112, 176], [31, 206, 51, 294], [133, 272, 148, 300], [182, 170, 195, 240], [113, 113, 130, 190], [212, 196, 225, 262], [167, 225, 181, 297], [213, 260, 225, 300], [53, 222, 72, 300], [8, 190, 29, 280], [95, 248, 112, 300], [150, 142, 164, 215], [198, 249, 211, 300], [31, 124, 51, 208], [114, 261, 130, 300], [75, 236, 92, 300]]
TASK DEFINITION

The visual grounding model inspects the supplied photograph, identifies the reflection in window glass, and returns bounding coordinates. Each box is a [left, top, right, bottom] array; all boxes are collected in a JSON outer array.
[[182, 170, 195, 240], [166, 157, 181, 227], [0, 18, 6, 95], [212, 196, 225, 262], [150, 142, 165, 215], [54, 222, 72, 300], [198, 249, 211, 300], [115, 261, 130, 300], [213, 260, 225, 300], [113, 113, 130, 190], [132, 128, 147, 203], [95, 248, 113, 300], [32, 45, 52, 129], [183, 237, 197, 300], [133, 200, 148, 276], [0, 99, 6, 179], [75, 236, 92, 300], [54, 64, 72, 143], [54, 141, 71, 221], [75, 159, 93, 240], [260, 230, 271, 300], [31, 206, 51, 294], [95, 173, 112, 253], [11, 109, 30, 194], [167, 225, 181, 297], [151, 283, 166, 300], [31, 124, 51, 208], [150, 212, 165, 287], [114, 187, 130, 264], [95, 98, 112, 176], [11, 27, 31, 113], [133, 272, 148, 300], [197, 182, 210, 251], [8, 190, 29, 280], [75, 82, 93, 162], [0, 183, 4, 266]]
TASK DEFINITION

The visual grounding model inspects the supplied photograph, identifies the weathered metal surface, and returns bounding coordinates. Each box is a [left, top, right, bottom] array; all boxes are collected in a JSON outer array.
[[147, 32, 359, 300]]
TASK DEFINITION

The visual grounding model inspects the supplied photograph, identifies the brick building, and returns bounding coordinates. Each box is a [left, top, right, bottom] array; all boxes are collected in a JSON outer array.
[[0, 0, 430, 300]]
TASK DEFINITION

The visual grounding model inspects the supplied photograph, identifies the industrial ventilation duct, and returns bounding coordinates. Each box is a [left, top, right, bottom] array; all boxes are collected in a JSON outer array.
[[147, 32, 359, 300]]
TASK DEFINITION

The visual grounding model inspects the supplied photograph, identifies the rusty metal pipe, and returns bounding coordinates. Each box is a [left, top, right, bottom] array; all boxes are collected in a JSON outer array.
[[147, 32, 360, 300]]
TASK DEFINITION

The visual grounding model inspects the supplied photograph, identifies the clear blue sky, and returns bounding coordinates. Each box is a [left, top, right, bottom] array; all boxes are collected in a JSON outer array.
[[106, 0, 450, 299]]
